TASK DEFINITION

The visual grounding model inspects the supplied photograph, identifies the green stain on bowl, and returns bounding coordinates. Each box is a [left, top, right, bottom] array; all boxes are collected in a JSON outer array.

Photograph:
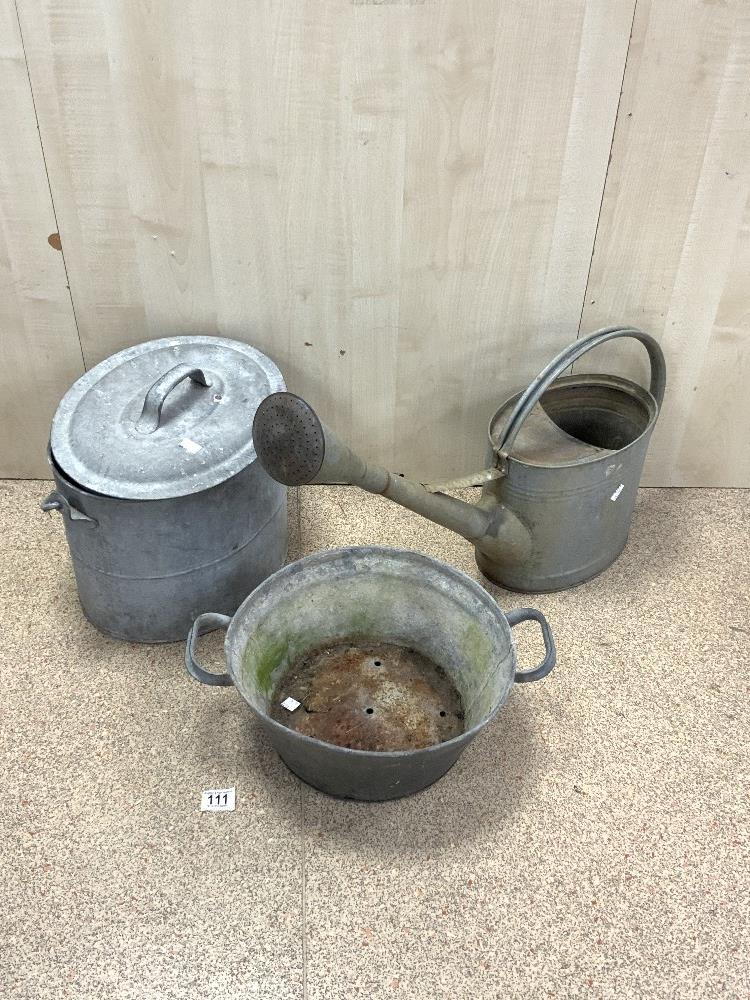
[[461, 620, 492, 670], [460, 621, 493, 722], [242, 584, 405, 700], [246, 632, 291, 696], [343, 607, 375, 636]]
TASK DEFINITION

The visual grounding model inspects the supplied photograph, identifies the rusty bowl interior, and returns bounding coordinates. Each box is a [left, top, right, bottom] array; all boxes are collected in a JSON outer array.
[[268, 638, 465, 752], [225, 548, 516, 739]]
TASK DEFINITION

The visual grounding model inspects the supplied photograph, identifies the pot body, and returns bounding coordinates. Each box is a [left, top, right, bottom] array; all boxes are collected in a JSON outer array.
[[477, 374, 659, 592], [186, 547, 555, 800], [49, 455, 287, 643]]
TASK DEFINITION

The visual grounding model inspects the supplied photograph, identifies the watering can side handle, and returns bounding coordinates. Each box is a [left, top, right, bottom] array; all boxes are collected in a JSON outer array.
[[496, 326, 667, 461], [506, 607, 556, 683], [185, 612, 234, 686]]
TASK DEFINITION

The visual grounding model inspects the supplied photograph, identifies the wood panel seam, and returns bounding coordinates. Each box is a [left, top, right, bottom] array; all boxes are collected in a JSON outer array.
[[574, 0, 640, 350], [12, 0, 86, 373]]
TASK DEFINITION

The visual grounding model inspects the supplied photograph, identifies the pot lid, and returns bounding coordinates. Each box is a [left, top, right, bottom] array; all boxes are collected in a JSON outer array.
[[51, 336, 285, 499]]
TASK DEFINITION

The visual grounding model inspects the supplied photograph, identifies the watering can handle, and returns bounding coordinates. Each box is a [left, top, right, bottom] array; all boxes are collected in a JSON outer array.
[[185, 612, 233, 686], [496, 326, 666, 461]]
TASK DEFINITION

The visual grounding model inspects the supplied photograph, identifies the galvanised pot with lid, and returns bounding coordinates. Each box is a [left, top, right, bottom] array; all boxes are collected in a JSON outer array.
[[43, 336, 287, 643]]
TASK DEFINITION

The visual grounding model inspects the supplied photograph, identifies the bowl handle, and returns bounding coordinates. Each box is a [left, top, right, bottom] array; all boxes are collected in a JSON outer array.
[[185, 612, 233, 686], [506, 608, 556, 683]]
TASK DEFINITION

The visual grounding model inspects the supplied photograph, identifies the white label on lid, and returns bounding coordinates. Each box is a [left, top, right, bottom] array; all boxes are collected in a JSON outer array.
[[610, 483, 625, 501], [201, 787, 235, 812], [180, 438, 202, 454], [281, 696, 301, 712]]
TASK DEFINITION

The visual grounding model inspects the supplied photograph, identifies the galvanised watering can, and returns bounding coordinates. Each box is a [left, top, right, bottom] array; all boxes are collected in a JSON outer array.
[[252, 327, 666, 592]]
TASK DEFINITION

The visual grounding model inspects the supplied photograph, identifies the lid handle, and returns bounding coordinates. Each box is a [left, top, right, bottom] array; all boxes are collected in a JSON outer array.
[[496, 326, 666, 461], [135, 364, 212, 434]]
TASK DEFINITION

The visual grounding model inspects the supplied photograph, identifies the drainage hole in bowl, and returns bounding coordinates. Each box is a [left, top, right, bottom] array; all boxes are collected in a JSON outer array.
[[269, 639, 464, 752]]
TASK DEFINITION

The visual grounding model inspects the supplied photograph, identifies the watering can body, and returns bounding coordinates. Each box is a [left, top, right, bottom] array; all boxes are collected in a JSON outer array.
[[252, 327, 666, 594], [472, 327, 665, 590], [476, 374, 660, 591]]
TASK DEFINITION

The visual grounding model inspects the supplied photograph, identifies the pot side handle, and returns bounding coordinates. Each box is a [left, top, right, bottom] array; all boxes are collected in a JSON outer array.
[[506, 607, 556, 683], [40, 490, 97, 525], [185, 612, 233, 686]]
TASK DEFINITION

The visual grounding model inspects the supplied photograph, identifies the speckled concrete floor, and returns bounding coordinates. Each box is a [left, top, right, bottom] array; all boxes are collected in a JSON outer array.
[[1, 480, 748, 999]]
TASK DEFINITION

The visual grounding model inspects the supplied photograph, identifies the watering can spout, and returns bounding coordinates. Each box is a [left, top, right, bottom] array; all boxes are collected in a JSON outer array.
[[252, 392, 531, 568]]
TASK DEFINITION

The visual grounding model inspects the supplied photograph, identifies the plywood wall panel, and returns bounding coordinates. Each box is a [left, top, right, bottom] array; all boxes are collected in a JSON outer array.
[[0, 0, 83, 478], [16, 0, 636, 480], [14, 0, 149, 370], [579, 0, 750, 486], [395, 0, 637, 475]]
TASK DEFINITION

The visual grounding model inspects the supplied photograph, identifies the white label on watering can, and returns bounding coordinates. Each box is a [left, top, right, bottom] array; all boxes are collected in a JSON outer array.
[[611, 483, 625, 501], [180, 438, 202, 454], [201, 787, 235, 812], [281, 696, 301, 712]]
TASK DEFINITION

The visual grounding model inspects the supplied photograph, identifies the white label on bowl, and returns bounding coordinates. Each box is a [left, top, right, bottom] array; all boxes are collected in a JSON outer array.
[[201, 787, 235, 812], [180, 438, 202, 454], [281, 696, 301, 712], [610, 483, 625, 501]]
